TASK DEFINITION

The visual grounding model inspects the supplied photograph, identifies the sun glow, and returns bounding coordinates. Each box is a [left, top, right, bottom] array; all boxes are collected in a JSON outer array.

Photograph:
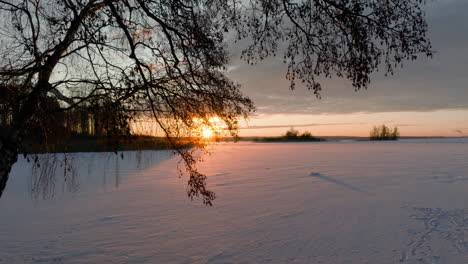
[[201, 127, 214, 138], [191, 117, 224, 139]]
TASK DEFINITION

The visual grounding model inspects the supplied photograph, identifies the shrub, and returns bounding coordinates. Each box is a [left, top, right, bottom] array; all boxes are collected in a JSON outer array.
[[300, 131, 313, 139], [285, 128, 300, 139], [370, 125, 399, 140]]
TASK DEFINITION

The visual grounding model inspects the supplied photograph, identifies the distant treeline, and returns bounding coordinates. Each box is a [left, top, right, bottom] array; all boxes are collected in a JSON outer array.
[[20, 135, 191, 154], [369, 125, 399, 141], [0, 85, 131, 137], [255, 128, 325, 142], [0, 90, 171, 152]]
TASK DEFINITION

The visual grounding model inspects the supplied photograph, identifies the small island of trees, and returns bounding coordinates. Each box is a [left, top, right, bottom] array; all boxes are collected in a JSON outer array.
[[256, 128, 325, 142], [369, 125, 399, 141]]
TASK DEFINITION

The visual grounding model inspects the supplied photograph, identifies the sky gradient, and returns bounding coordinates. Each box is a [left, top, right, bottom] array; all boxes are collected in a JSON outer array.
[[228, 0, 468, 137]]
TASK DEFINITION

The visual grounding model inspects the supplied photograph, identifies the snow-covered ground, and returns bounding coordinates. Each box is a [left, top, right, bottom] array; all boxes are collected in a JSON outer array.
[[1, 139, 468, 264]]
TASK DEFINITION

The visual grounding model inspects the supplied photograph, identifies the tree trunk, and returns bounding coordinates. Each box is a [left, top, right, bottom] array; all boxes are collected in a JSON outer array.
[[0, 136, 19, 198]]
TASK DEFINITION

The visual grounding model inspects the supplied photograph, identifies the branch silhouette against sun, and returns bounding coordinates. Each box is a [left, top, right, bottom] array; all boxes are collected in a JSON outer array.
[[0, 0, 432, 205]]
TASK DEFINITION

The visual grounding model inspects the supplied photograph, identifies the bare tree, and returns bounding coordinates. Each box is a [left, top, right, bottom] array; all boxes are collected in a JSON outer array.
[[0, 0, 432, 204]]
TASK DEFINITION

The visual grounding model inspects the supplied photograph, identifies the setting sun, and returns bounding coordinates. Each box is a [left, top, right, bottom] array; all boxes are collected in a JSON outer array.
[[190, 116, 224, 139], [201, 127, 214, 138]]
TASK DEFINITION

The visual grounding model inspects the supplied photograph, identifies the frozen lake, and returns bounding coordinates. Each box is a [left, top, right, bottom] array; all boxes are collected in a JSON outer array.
[[1, 139, 468, 263]]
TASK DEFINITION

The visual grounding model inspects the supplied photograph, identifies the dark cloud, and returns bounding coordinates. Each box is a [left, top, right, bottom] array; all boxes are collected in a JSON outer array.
[[228, 0, 468, 115]]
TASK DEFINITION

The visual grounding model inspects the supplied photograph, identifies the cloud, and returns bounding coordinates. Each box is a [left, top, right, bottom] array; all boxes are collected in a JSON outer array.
[[227, 0, 468, 115], [394, 124, 420, 127], [240, 122, 367, 130], [453, 129, 468, 136]]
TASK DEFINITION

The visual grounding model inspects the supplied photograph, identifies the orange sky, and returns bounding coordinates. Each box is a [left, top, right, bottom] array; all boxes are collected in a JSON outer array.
[[131, 109, 468, 138], [237, 109, 468, 137]]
